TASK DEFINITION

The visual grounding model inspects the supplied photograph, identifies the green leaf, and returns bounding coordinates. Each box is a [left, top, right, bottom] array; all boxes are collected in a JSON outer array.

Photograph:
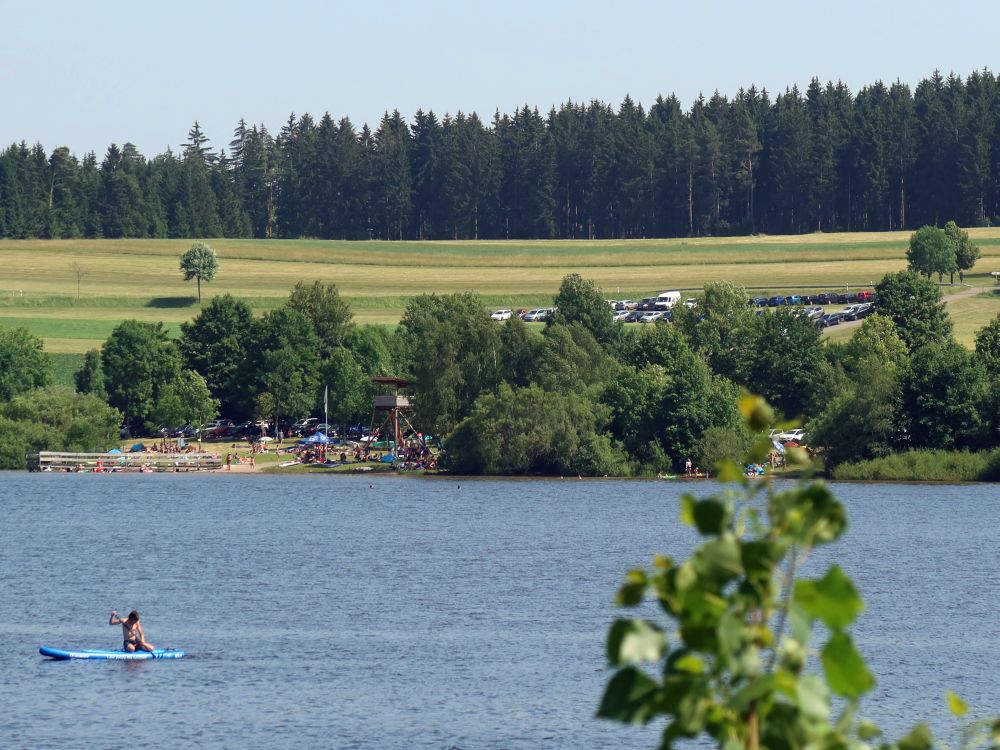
[[788, 603, 812, 646], [946, 689, 968, 717], [692, 499, 727, 535], [694, 534, 743, 585], [716, 460, 743, 483], [771, 483, 847, 545], [616, 581, 646, 607], [616, 569, 648, 606], [716, 611, 745, 661], [673, 653, 706, 674], [745, 435, 774, 464], [676, 561, 697, 592], [607, 619, 666, 667], [680, 494, 696, 527], [897, 723, 932, 750], [739, 394, 774, 432], [652, 553, 672, 570], [793, 565, 864, 629], [857, 719, 881, 740], [821, 632, 874, 698], [596, 666, 660, 724], [795, 674, 830, 723], [728, 674, 774, 711]]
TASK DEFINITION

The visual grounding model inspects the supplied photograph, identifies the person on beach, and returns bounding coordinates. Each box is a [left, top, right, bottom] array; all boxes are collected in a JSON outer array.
[[109, 610, 155, 652]]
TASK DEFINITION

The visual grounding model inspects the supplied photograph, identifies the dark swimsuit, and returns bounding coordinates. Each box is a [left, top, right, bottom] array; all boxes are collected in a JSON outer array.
[[123, 623, 140, 650]]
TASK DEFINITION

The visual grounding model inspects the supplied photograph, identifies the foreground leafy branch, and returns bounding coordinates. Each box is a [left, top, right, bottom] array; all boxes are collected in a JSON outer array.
[[599, 395, 999, 750]]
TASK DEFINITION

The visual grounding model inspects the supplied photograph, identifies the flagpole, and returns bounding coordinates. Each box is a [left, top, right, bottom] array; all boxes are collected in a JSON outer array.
[[324, 385, 328, 435]]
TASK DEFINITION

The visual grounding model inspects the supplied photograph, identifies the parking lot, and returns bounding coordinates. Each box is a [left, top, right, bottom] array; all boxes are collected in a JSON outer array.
[[489, 288, 880, 328]]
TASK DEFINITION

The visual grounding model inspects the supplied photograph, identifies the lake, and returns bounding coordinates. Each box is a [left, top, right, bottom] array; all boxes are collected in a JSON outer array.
[[0, 474, 997, 748]]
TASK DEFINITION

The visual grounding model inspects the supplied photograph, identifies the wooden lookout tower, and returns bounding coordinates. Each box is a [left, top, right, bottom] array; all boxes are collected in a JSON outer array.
[[367, 376, 418, 454]]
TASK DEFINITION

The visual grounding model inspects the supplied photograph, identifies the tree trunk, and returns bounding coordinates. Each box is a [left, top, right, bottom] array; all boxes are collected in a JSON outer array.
[[687, 168, 694, 236]]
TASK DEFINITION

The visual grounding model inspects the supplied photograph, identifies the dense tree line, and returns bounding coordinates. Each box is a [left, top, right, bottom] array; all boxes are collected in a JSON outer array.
[[4, 69, 1000, 241], [2, 266, 999, 474]]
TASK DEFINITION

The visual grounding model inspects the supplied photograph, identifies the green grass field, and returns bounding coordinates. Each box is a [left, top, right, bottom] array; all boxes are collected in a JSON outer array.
[[2, 230, 999, 353]]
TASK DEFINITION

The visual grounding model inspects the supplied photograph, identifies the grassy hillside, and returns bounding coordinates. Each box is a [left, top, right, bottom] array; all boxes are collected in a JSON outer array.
[[2, 230, 999, 352]]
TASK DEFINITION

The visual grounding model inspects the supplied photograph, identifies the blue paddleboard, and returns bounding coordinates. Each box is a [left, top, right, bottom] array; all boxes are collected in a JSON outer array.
[[39, 646, 185, 660]]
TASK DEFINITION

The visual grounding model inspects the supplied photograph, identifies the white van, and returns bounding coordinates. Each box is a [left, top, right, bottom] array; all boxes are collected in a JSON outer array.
[[655, 291, 681, 309]]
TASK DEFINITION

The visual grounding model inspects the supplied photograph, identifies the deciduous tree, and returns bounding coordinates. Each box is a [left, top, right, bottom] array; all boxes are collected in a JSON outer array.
[[101, 320, 181, 432], [874, 270, 952, 349], [179, 294, 256, 418], [906, 224, 955, 280], [0, 326, 50, 401], [179, 242, 219, 302], [286, 280, 354, 358]]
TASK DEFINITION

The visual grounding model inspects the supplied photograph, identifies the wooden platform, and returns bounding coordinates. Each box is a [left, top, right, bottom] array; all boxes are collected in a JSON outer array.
[[26, 451, 223, 473]]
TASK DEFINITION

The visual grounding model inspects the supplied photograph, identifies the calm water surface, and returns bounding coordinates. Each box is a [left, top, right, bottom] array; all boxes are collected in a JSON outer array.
[[0, 474, 997, 748]]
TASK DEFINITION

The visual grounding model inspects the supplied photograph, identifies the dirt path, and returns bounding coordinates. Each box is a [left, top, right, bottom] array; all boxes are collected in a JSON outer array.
[[828, 284, 985, 335]]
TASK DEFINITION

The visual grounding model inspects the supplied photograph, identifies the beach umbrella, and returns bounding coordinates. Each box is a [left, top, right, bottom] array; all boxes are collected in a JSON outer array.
[[107, 448, 123, 454], [257, 436, 274, 443]]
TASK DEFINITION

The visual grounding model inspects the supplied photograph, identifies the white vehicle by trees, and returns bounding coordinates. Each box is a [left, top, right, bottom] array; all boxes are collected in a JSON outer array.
[[655, 291, 682, 309]]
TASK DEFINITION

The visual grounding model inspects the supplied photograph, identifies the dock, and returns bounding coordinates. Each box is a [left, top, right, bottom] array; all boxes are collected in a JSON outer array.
[[26, 451, 224, 473]]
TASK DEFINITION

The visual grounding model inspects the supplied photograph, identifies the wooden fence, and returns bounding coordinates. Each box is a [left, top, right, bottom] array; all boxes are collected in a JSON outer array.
[[26, 451, 223, 473]]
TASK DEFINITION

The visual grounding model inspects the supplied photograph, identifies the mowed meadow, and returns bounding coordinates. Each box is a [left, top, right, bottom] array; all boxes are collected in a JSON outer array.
[[3, 229, 1000, 362]]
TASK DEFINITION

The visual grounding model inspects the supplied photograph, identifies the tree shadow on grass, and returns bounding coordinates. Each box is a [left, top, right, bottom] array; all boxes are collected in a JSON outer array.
[[146, 296, 198, 308]]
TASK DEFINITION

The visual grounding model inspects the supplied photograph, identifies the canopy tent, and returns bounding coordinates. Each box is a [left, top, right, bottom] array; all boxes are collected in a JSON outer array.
[[301, 432, 330, 445], [107, 448, 123, 455]]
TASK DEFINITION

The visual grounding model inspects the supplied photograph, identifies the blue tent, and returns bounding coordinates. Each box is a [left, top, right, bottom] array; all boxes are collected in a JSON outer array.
[[107, 448, 123, 455], [301, 432, 330, 445]]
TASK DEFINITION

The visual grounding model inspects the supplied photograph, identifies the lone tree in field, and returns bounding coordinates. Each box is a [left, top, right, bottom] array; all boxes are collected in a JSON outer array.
[[180, 242, 219, 302]]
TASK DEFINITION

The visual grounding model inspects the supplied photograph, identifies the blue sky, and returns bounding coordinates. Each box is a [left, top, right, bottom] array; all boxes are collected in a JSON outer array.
[[2, 0, 995, 157]]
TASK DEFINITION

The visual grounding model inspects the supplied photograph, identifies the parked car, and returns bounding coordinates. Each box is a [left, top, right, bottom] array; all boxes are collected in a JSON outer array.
[[682, 298, 698, 309], [490, 309, 512, 321], [749, 296, 768, 307], [786, 294, 802, 305], [612, 309, 630, 321], [803, 306, 824, 319], [768, 296, 787, 306], [856, 291, 875, 302], [842, 303, 872, 321], [625, 310, 644, 323], [835, 292, 857, 304], [777, 428, 807, 443], [522, 308, 546, 322], [811, 292, 831, 305], [637, 297, 658, 311], [291, 417, 319, 436], [819, 313, 842, 327], [200, 419, 236, 439], [163, 424, 198, 439], [639, 311, 663, 323], [347, 423, 371, 440]]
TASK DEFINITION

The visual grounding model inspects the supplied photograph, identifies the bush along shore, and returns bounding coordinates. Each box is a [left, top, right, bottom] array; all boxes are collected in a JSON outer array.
[[830, 449, 1000, 482]]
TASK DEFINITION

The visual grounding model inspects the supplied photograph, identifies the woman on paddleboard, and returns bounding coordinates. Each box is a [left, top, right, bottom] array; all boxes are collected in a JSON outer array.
[[109, 610, 155, 652]]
